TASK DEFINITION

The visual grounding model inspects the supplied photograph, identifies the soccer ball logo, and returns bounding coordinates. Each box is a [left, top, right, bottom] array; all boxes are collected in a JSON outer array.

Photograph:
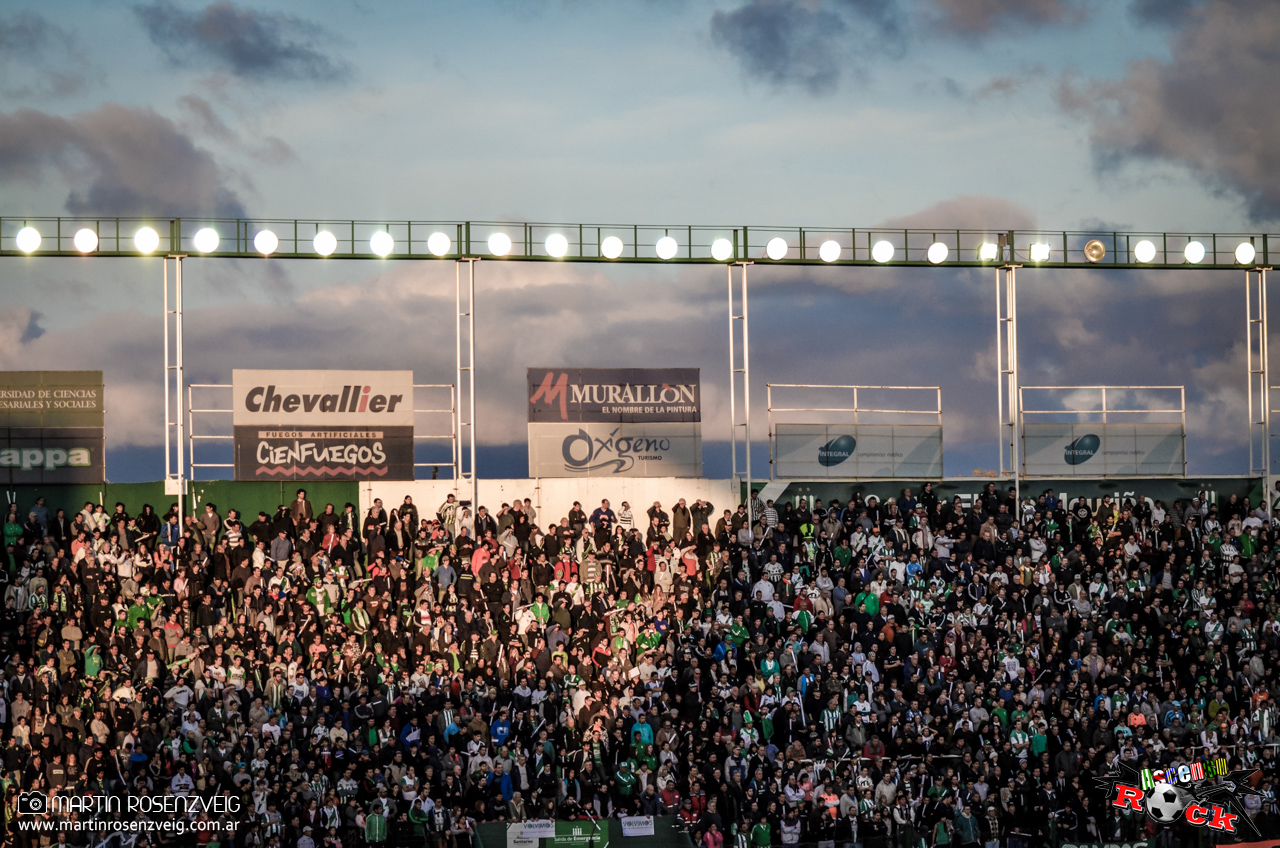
[[1145, 782, 1188, 824]]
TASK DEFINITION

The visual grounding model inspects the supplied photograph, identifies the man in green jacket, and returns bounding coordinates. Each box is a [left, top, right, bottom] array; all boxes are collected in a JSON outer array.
[[365, 801, 388, 844]]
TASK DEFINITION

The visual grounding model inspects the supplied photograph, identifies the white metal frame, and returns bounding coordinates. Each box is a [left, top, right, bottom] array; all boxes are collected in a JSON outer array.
[[1018, 385, 1187, 477], [162, 254, 186, 518], [996, 264, 1020, 500], [188, 383, 233, 478], [1248, 267, 1270, 478], [456, 258, 478, 507], [728, 261, 752, 519], [186, 383, 457, 481], [765, 384, 943, 480]]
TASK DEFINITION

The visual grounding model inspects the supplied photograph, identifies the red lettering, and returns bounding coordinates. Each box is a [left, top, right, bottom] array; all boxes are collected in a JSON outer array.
[[1185, 804, 1209, 825], [1112, 785, 1144, 810], [1206, 805, 1238, 832], [529, 372, 569, 420]]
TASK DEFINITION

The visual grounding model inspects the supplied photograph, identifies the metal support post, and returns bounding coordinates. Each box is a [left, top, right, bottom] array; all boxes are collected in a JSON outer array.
[[1247, 267, 1270, 478], [729, 261, 753, 519], [456, 258, 478, 508], [163, 252, 187, 520], [997, 264, 1020, 502]]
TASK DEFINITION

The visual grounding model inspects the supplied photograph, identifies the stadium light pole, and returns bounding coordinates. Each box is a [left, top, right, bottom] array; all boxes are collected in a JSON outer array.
[[728, 261, 752, 518], [163, 251, 186, 519], [1247, 266, 1270, 480], [457, 258, 478, 508], [996, 258, 1020, 502]]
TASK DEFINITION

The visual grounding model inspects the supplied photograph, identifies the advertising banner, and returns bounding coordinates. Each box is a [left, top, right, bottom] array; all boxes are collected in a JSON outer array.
[[232, 370, 414, 480], [552, 821, 608, 848], [0, 371, 104, 483], [529, 422, 701, 477], [528, 368, 702, 477], [1022, 422, 1184, 477], [619, 817, 655, 837], [527, 368, 700, 423], [773, 424, 943, 479]]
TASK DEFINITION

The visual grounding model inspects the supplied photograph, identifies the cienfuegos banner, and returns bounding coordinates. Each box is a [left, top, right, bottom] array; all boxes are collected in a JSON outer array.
[[527, 368, 702, 477], [0, 371, 104, 483], [773, 424, 943, 479], [232, 370, 414, 480], [1022, 422, 1184, 477]]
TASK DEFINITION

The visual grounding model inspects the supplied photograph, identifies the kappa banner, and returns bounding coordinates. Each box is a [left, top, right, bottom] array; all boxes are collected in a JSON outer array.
[[0, 371, 104, 483], [529, 422, 701, 477], [527, 368, 700, 423], [773, 424, 943, 479], [232, 370, 414, 480], [1022, 422, 1184, 477]]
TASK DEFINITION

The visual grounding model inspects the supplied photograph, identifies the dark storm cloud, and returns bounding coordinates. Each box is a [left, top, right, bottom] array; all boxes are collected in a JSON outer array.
[[710, 0, 906, 94], [710, 1, 848, 94], [1059, 0, 1280, 223], [0, 104, 246, 217], [1129, 0, 1204, 24], [927, 0, 1090, 34], [0, 10, 71, 58], [0, 11, 96, 99], [134, 1, 349, 81]]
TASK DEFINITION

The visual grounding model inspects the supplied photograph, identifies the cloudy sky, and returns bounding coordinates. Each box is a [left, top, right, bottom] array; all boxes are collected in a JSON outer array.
[[1, 0, 1277, 482]]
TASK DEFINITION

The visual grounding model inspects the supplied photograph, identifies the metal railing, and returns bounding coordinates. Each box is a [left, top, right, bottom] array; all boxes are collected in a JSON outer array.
[[1, 216, 1275, 268]]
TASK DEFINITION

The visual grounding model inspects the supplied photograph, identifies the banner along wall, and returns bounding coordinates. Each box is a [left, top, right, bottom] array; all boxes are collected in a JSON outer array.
[[1022, 422, 1185, 477], [527, 368, 702, 477], [232, 370, 414, 481], [0, 371, 104, 484], [773, 423, 943, 479]]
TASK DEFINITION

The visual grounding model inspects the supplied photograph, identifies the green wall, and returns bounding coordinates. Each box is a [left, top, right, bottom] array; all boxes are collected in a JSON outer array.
[[4, 480, 360, 520]]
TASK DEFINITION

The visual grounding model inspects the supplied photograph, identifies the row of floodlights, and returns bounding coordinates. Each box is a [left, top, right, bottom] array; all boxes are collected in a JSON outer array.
[[6, 226, 1266, 266]]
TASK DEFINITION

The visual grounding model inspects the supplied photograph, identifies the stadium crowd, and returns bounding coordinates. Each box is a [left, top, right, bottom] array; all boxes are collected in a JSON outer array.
[[1, 482, 1280, 848]]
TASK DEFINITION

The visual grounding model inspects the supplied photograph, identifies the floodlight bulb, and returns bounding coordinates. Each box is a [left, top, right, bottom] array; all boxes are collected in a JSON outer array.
[[73, 228, 98, 254], [134, 227, 160, 254], [927, 242, 949, 265], [369, 231, 394, 257], [1029, 243, 1050, 262], [488, 233, 512, 257], [1236, 242, 1257, 265], [545, 233, 569, 258], [979, 242, 998, 261], [819, 240, 841, 263], [765, 238, 788, 261], [193, 227, 219, 253], [15, 226, 41, 253], [1184, 241, 1205, 264], [871, 240, 894, 263], [711, 238, 733, 262], [254, 230, 279, 256], [427, 232, 451, 257], [601, 236, 624, 259], [313, 231, 337, 256], [656, 236, 678, 260], [1133, 240, 1156, 263]]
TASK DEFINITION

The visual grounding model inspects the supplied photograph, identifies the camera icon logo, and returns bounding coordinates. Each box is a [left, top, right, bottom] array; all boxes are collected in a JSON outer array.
[[16, 791, 48, 816]]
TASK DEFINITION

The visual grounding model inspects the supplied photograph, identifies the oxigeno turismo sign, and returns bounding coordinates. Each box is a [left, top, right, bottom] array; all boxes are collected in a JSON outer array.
[[527, 367, 703, 478]]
